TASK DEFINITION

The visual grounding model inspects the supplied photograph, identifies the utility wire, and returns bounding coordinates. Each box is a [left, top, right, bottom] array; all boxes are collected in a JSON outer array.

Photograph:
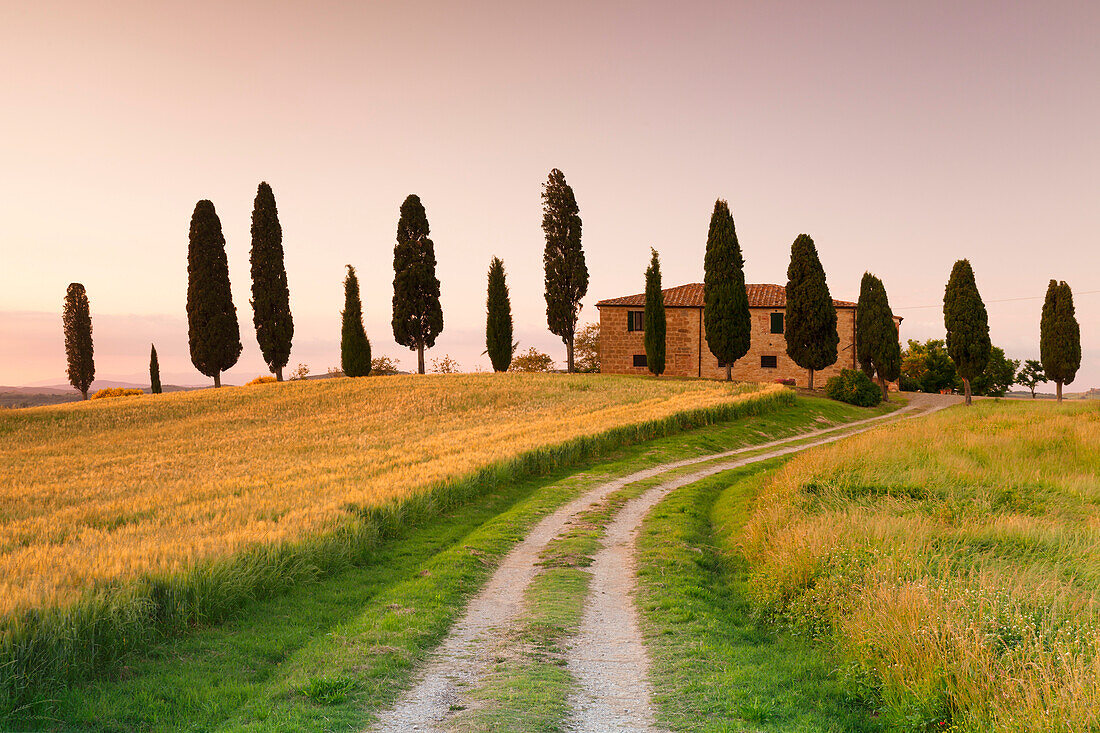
[[895, 289, 1100, 311]]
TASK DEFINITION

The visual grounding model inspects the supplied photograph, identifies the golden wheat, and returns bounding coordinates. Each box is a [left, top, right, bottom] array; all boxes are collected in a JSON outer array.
[[0, 373, 778, 617]]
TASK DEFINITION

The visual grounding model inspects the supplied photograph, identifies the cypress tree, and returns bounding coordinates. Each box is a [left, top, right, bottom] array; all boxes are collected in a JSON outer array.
[[186, 200, 241, 388], [485, 257, 514, 372], [784, 234, 838, 389], [942, 259, 991, 406], [391, 194, 443, 374], [703, 199, 751, 380], [63, 282, 94, 399], [341, 265, 372, 377], [855, 272, 901, 399], [542, 168, 588, 372], [1040, 279, 1081, 403], [644, 247, 666, 376], [249, 181, 294, 381], [149, 344, 162, 394]]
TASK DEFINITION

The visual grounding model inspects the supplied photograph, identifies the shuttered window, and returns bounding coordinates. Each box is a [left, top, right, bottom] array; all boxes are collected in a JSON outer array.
[[633, 354, 648, 367], [770, 312, 784, 334], [627, 311, 644, 331], [761, 355, 778, 368]]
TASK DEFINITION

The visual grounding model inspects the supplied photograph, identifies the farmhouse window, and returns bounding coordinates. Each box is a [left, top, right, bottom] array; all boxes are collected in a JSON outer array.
[[770, 312, 784, 334], [627, 311, 644, 331], [633, 354, 648, 367], [760, 355, 778, 369]]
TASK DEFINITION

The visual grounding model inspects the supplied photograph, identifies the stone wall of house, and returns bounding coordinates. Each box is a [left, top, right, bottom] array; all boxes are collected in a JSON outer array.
[[599, 305, 875, 388]]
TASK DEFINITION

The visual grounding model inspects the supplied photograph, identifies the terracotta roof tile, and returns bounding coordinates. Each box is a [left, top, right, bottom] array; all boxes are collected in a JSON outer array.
[[596, 283, 856, 309]]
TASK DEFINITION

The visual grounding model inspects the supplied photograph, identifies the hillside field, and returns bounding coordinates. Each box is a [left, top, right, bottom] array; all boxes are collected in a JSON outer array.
[[740, 400, 1100, 731], [0, 373, 781, 617]]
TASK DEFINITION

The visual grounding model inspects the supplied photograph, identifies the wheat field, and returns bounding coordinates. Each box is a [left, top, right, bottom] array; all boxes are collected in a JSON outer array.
[[741, 400, 1100, 732], [0, 373, 778, 617]]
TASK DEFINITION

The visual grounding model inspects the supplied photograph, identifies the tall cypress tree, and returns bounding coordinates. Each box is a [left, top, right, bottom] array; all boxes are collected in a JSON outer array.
[[63, 282, 94, 399], [855, 272, 901, 399], [644, 247, 666, 377], [341, 265, 372, 377], [187, 200, 241, 388], [703, 199, 750, 380], [485, 257, 514, 372], [542, 168, 588, 372], [391, 194, 443, 374], [943, 259, 991, 406], [785, 234, 838, 389], [1040, 279, 1081, 403], [149, 343, 162, 394], [250, 181, 294, 381]]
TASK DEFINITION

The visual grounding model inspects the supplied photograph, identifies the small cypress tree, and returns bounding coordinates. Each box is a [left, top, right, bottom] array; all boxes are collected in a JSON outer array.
[[943, 259, 991, 406], [703, 199, 751, 380], [341, 265, 372, 377], [392, 194, 443, 374], [250, 181, 294, 381], [1040, 279, 1081, 403], [855, 272, 901, 399], [485, 257, 514, 372], [644, 248, 666, 376], [149, 344, 162, 394], [785, 234, 838, 389], [542, 168, 588, 372], [63, 282, 94, 399], [187, 200, 242, 388]]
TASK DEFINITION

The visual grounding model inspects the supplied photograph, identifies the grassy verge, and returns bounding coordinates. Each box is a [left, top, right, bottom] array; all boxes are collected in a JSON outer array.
[[1, 383, 790, 721], [638, 461, 886, 732], [742, 400, 1100, 731], [17, 394, 882, 731]]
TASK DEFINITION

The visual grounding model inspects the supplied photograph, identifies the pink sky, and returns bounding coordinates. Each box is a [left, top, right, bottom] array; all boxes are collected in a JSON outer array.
[[2, 1, 1097, 388]]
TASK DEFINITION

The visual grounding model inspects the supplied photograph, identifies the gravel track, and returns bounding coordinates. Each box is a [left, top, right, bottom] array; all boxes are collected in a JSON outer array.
[[368, 394, 955, 732]]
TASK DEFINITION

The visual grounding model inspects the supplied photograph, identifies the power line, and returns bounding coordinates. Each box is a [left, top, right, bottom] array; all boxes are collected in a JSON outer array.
[[895, 289, 1100, 311]]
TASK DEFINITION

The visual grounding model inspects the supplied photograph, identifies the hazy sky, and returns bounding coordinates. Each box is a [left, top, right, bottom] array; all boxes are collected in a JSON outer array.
[[2, 1, 1097, 387]]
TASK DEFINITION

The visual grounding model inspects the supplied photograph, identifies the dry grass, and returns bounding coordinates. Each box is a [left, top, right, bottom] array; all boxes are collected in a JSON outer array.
[[741, 400, 1100, 731], [0, 373, 778, 617]]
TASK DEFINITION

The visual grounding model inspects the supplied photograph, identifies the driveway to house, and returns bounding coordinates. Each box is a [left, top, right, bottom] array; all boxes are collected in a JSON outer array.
[[368, 392, 959, 732]]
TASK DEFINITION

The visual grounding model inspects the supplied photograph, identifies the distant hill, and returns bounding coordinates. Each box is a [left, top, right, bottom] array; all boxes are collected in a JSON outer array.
[[0, 382, 197, 409]]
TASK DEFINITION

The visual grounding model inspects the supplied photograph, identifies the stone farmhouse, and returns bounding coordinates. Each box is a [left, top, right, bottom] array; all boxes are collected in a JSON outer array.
[[596, 282, 900, 387]]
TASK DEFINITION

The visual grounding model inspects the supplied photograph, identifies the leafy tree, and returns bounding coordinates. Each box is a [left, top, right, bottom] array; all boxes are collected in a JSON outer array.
[[371, 355, 401, 375], [430, 354, 461, 373], [574, 322, 600, 373], [63, 282, 94, 399], [943, 259, 991, 405], [149, 344, 162, 394], [485, 257, 514, 372], [187, 200, 242, 388], [644, 248, 666, 376], [510, 347, 555, 373], [542, 169, 588, 372], [392, 194, 443, 374], [785, 234, 838, 389], [1040, 280, 1081, 402], [341, 265, 372, 377], [1015, 359, 1046, 398], [901, 339, 957, 393], [703, 199, 750, 380], [249, 181, 294, 381], [855, 272, 902, 398], [970, 346, 1019, 397]]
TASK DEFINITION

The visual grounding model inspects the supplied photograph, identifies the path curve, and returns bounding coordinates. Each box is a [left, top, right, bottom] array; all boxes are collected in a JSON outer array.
[[564, 392, 956, 732], [369, 394, 955, 732]]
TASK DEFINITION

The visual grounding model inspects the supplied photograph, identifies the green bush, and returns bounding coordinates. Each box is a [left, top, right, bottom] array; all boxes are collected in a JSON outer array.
[[825, 369, 882, 407]]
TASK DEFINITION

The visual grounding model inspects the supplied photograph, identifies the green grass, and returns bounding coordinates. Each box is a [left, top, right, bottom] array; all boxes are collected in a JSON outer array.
[[15, 394, 885, 731], [637, 461, 886, 732]]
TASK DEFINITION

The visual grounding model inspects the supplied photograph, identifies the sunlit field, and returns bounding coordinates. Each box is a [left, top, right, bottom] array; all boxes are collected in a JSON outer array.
[[741, 400, 1100, 731], [0, 373, 779, 617]]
